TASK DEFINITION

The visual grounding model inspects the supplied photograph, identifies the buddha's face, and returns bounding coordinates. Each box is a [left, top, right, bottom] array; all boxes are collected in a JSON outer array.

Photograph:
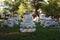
[[26, 10, 30, 15]]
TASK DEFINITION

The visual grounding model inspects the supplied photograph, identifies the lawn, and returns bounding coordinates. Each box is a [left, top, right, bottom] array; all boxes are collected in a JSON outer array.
[[0, 22, 60, 40]]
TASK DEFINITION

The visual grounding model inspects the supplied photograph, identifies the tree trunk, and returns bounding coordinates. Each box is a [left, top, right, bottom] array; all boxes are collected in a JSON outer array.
[[34, 0, 39, 17]]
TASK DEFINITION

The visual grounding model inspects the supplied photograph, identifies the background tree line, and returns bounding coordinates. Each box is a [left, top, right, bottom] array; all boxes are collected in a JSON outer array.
[[0, 0, 60, 18]]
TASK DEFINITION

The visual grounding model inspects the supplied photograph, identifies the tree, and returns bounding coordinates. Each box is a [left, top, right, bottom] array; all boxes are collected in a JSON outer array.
[[18, 0, 33, 16], [32, 0, 44, 17], [4, 0, 21, 12], [40, 0, 60, 18], [18, 3, 28, 16]]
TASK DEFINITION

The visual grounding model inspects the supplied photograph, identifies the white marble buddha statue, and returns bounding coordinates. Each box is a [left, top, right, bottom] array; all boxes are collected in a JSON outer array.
[[20, 10, 36, 32]]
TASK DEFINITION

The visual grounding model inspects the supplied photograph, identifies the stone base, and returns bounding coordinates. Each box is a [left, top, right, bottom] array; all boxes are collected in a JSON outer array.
[[20, 23, 36, 32], [20, 28, 36, 32]]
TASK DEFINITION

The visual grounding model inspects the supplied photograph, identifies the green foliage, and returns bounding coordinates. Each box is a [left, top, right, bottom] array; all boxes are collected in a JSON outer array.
[[40, 0, 60, 17], [4, 0, 21, 13], [18, 3, 28, 16], [4, 0, 34, 16]]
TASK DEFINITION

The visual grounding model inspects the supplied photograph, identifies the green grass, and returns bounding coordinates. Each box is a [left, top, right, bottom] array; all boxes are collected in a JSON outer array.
[[0, 22, 60, 40]]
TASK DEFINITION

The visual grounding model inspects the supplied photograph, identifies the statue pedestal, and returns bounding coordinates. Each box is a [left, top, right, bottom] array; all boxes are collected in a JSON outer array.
[[20, 25, 36, 32], [20, 28, 36, 32], [20, 22, 36, 32]]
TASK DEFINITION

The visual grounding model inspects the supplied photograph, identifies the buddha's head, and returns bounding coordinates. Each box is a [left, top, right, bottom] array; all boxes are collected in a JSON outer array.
[[25, 10, 30, 15]]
